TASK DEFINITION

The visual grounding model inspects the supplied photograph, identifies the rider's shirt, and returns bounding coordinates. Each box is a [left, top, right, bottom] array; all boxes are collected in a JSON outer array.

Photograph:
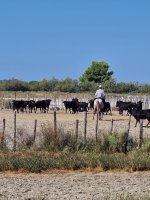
[[95, 89, 105, 99]]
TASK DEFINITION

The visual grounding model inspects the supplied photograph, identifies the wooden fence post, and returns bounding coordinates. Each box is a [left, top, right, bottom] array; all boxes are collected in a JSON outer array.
[[75, 119, 79, 140], [13, 111, 17, 151], [110, 118, 113, 133], [1, 119, 6, 148], [83, 111, 87, 145], [95, 113, 99, 142], [3, 97, 5, 109], [33, 119, 37, 143], [54, 111, 57, 135], [124, 115, 131, 153], [127, 115, 131, 133], [139, 120, 143, 147]]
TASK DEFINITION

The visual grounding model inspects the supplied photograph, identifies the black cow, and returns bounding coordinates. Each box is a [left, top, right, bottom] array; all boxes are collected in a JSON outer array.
[[63, 100, 78, 114], [116, 101, 143, 116], [116, 101, 134, 115], [12, 100, 28, 113], [128, 101, 143, 113], [12, 100, 21, 113], [72, 98, 88, 112], [28, 100, 36, 113], [77, 102, 89, 112], [135, 101, 143, 110], [35, 99, 51, 113], [88, 99, 94, 109], [12, 100, 36, 113], [129, 108, 150, 127], [102, 102, 112, 115]]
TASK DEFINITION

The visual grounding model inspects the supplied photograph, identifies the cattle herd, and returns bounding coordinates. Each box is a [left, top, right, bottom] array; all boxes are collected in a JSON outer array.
[[116, 100, 150, 127], [12, 99, 51, 113], [10, 98, 150, 127]]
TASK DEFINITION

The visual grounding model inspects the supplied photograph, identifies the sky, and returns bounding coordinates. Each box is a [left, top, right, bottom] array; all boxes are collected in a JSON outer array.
[[0, 0, 150, 83]]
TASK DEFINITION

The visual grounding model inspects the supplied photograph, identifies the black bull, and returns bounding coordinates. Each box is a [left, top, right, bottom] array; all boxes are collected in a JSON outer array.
[[63, 100, 89, 114], [12, 99, 51, 113]]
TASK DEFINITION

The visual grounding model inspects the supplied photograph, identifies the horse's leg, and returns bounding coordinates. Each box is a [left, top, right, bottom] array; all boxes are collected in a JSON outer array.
[[100, 111, 103, 120], [99, 110, 102, 120], [93, 109, 96, 120]]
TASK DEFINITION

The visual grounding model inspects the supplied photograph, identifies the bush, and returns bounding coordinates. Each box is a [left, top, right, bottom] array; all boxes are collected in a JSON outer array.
[[97, 130, 136, 153], [40, 123, 78, 152]]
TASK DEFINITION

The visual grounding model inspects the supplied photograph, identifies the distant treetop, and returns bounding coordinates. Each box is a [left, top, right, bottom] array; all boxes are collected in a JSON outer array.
[[79, 61, 114, 84]]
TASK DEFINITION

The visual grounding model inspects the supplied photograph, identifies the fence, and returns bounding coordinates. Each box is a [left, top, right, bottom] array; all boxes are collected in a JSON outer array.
[[0, 110, 146, 151], [1, 93, 150, 110]]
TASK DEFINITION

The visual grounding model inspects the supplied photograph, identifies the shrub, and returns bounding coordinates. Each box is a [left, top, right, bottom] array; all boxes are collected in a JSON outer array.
[[97, 129, 136, 153], [40, 123, 78, 152]]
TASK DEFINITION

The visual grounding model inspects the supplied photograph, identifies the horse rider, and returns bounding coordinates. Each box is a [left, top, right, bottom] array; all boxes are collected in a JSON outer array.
[[94, 84, 106, 108]]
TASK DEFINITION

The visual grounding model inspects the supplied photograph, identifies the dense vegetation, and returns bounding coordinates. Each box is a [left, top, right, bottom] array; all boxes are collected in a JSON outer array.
[[0, 61, 150, 93], [0, 78, 150, 94]]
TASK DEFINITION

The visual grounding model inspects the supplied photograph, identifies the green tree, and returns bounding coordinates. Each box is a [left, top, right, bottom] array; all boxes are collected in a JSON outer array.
[[1, 78, 29, 91], [79, 61, 113, 84], [28, 81, 40, 91], [47, 78, 60, 91], [39, 79, 50, 91], [56, 78, 79, 92], [103, 78, 117, 93], [79, 80, 97, 92]]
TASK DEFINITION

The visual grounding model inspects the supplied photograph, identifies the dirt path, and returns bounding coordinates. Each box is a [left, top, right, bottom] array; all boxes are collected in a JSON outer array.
[[0, 171, 150, 199]]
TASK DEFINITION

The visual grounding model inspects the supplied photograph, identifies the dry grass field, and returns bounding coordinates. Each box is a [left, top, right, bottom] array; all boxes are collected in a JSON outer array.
[[0, 108, 149, 148]]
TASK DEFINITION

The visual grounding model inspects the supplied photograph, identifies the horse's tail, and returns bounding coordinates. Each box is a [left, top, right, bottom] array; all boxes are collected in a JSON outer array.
[[96, 100, 99, 113], [96, 100, 101, 119]]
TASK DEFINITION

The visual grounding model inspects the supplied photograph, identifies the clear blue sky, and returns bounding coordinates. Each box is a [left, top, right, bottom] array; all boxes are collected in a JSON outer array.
[[0, 0, 150, 83]]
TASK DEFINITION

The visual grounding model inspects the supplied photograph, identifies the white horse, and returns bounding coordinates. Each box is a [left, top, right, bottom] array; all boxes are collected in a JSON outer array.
[[93, 98, 104, 120]]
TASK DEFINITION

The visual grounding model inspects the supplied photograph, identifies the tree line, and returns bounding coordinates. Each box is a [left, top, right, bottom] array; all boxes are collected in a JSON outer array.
[[0, 78, 149, 94], [0, 61, 150, 94]]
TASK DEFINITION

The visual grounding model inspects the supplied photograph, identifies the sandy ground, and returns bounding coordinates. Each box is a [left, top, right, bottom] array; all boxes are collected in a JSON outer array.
[[0, 109, 150, 199], [0, 171, 150, 199], [0, 109, 149, 147]]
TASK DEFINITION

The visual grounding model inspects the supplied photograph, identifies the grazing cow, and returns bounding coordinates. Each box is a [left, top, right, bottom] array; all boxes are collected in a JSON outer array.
[[63, 100, 78, 114], [35, 99, 51, 113]]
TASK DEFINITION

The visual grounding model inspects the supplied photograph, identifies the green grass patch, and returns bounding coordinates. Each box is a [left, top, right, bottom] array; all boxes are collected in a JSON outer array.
[[0, 150, 150, 172]]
